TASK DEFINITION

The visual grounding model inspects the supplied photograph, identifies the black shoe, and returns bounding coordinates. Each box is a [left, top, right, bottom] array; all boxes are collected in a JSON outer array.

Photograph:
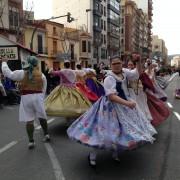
[[28, 142, 35, 149], [88, 154, 96, 168], [43, 134, 50, 142]]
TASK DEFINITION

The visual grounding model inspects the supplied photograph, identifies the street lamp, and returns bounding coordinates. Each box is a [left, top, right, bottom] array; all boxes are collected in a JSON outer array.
[[30, 12, 74, 50], [86, 9, 91, 33]]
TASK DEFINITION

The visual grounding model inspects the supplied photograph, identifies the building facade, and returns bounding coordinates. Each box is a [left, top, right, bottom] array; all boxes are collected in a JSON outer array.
[[171, 56, 180, 69], [0, 0, 23, 43], [52, 0, 121, 66], [107, 0, 120, 57], [151, 35, 168, 65], [120, 0, 149, 62]]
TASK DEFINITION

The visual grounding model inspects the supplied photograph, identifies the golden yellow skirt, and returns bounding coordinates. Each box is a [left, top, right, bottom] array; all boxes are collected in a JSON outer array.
[[45, 85, 91, 118]]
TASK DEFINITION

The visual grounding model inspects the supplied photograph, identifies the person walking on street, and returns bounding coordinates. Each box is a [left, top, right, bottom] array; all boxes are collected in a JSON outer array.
[[1, 56, 50, 149]]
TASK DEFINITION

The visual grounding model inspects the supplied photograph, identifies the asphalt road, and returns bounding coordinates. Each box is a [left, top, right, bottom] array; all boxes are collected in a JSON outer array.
[[0, 75, 179, 180]]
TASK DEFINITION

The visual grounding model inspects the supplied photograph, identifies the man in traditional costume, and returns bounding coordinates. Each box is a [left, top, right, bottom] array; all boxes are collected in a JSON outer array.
[[1, 56, 50, 149]]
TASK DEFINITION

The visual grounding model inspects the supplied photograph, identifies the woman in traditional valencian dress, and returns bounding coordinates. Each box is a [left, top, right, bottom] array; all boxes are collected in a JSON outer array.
[[127, 60, 152, 122], [45, 61, 91, 118], [140, 63, 170, 127], [75, 64, 98, 102], [84, 65, 105, 98], [145, 60, 167, 102], [67, 56, 157, 167]]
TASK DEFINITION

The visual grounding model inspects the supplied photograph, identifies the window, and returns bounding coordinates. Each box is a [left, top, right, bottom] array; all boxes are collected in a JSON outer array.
[[104, 21, 106, 31], [109, 0, 120, 11], [104, 35, 106, 44], [37, 34, 43, 54], [108, 23, 120, 36], [101, 48, 107, 59], [101, 34, 103, 44], [121, 39, 124, 44], [82, 41, 86, 52], [101, 19, 103, 29], [94, 16, 100, 27], [101, 4, 103, 15], [9, 7, 20, 29], [53, 27, 57, 35], [53, 40, 57, 54], [155, 45, 159, 49], [108, 9, 120, 25], [70, 44, 74, 59], [104, 6, 106, 17], [121, 28, 124, 34], [121, 18, 124, 24], [93, 47, 97, 58], [88, 41, 91, 53], [95, 2, 100, 11]]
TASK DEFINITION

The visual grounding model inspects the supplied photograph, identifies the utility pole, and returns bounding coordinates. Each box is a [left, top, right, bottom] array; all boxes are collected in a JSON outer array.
[[30, 12, 74, 50], [86, 9, 91, 33]]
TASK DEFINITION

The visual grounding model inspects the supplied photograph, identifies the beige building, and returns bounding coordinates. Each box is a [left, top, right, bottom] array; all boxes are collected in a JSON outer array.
[[152, 35, 168, 65], [171, 56, 180, 69], [132, 0, 148, 13], [0, 0, 24, 43], [24, 19, 48, 72]]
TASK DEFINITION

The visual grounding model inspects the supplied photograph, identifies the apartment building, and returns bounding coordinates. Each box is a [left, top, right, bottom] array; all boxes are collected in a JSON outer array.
[[120, 0, 149, 62], [52, 0, 120, 66], [107, 0, 120, 57], [152, 35, 168, 65]]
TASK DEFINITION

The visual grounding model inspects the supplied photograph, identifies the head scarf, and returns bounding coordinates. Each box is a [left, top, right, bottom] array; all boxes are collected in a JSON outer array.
[[23, 56, 38, 80]]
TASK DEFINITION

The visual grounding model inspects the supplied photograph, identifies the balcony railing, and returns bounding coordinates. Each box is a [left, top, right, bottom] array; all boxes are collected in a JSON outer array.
[[93, 25, 102, 33], [11, 0, 23, 3], [36, 47, 48, 55], [93, 9, 102, 17]]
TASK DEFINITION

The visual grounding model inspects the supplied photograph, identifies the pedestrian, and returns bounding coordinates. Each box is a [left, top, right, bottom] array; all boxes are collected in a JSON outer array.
[[67, 55, 156, 167], [1, 56, 50, 149], [145, 59, 167, 101], [0, 72, 7, 108]]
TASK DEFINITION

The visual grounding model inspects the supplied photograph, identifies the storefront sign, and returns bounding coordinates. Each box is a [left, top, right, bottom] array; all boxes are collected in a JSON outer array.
[[0, 46, 18, 60]]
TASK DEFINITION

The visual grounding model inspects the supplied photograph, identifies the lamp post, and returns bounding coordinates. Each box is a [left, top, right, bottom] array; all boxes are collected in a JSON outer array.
[[30, 13, 74, 50]]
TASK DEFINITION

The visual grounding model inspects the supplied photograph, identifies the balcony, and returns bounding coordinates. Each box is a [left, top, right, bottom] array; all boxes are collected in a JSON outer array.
[[107, 18, 120, 27], [36, 47, 48, 55], [107, 4, 120, 15], [93, 9, 102, 17], [93, 25, 102, 33], [10, 0, 23, 3]]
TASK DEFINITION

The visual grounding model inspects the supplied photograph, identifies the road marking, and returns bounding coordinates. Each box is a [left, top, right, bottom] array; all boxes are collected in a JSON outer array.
[[174, 112, 180, 121], [167, 102, 173, 108], [5, 106, 15, 110], [0, 141, 18, 154], [35, 118, 55, 130], [47, 118, 56, 124], [44, 143, 66, 180]]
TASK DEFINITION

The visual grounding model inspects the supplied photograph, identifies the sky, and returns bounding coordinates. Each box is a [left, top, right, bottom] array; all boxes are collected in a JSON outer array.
[[24, 0, 180, 55]]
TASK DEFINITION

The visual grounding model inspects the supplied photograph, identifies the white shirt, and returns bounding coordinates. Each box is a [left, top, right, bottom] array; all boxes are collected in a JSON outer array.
[[104, 68, 139, 97]]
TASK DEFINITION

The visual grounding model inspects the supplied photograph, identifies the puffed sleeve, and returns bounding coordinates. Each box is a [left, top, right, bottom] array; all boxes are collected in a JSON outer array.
[[1, 62, 24, 81], [42, 73, 47, 95], [104, 76, 117, 96], [123, 68, 139, 80]]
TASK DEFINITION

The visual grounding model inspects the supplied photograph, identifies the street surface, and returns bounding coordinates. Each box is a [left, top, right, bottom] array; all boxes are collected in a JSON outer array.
[[0, 75, 180, 180]]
